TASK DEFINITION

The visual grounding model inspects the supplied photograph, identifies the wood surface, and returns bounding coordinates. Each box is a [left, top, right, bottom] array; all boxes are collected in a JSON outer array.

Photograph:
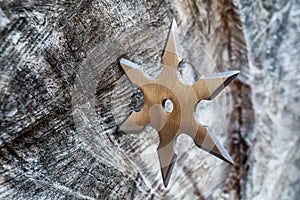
[[0, 0, 299, 199]]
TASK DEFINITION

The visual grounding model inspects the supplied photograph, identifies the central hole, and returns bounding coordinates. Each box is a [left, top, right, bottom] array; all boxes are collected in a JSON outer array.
[[162, 99, 173, 113]]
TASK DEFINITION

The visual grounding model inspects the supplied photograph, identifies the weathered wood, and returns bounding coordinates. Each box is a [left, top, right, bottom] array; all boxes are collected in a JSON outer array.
[[0, 0, 299, 199], [234, 0, 300, 199]]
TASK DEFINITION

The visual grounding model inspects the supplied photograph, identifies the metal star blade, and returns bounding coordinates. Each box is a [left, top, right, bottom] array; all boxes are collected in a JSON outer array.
[[118, 19, 239, 187]]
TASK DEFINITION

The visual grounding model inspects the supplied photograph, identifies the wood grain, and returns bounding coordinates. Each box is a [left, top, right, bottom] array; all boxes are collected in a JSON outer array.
[[0, 0, 299, 199]]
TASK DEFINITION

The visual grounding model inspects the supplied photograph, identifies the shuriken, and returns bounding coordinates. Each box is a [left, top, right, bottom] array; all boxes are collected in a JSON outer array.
[[118, 19, 239, 187]]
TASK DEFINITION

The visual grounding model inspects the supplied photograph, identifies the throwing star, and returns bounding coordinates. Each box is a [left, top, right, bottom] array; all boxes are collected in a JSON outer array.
[[118, 19, 239, 187]]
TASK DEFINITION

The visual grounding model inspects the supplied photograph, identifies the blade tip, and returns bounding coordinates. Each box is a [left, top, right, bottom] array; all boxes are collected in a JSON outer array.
[[119, 57, 129, 67], [171, 18, 177, 30], [224, 154, 234, 165], [231, 70, 240, 77], [217, 145, 234, 165], [161, 163, 174, 188], [159, 153, 177, 188], [119, 57, 126, 64], [163, 178, 169, 188]]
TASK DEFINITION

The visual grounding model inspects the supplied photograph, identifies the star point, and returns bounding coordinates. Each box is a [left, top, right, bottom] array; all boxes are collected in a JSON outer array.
[[162, 19, 182, 69]]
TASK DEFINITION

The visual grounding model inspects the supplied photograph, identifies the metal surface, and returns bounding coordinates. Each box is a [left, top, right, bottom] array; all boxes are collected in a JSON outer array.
[[118, 19, 239, 187]]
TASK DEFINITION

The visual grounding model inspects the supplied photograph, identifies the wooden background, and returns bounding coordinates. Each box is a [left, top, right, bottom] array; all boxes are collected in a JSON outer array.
[[0, 0, 299, 199]]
